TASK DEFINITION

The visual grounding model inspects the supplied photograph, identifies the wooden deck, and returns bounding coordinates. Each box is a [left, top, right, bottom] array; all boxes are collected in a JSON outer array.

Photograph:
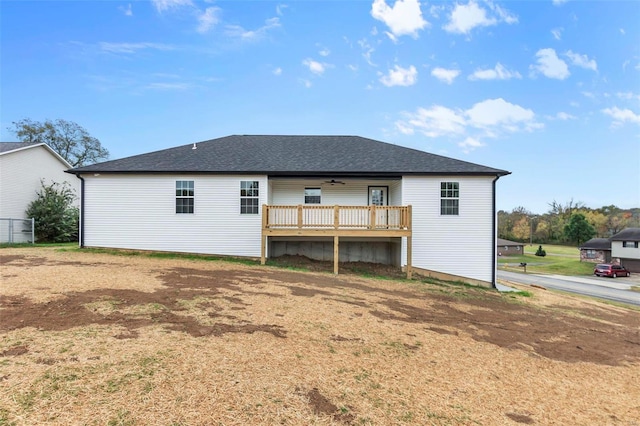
[[261, 205, 412, 277]]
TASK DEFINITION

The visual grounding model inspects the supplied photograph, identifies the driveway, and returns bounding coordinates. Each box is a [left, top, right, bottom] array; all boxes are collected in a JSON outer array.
[[498, 270, 640, 306]]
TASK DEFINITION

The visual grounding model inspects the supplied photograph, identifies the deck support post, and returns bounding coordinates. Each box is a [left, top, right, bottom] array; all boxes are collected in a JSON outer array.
[[261, 204, 267, 265], [333, 236, 339, 274], [406, 236, 412, 279]]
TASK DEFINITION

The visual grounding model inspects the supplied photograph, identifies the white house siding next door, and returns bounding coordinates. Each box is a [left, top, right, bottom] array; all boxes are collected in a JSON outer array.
[[402, 175, 495, 283], [82, 174, 267, 257], [0, 146, 76, 219]]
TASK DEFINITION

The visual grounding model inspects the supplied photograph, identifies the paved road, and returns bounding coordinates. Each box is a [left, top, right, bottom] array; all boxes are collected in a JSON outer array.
[[497, 270, 640, 306]]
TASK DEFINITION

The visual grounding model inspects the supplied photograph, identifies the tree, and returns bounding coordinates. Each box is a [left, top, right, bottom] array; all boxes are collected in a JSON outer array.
[[25, 180, 79, 242], [9, 118, 108, 167], [563, 213, 596, 246], [511, 216, 530, 241]]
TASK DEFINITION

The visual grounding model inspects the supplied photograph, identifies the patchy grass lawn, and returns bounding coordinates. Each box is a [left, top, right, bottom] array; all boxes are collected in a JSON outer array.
[[499, 244, 596, 276], [523, 244, 580, 257], [1, 247, 639, 425]]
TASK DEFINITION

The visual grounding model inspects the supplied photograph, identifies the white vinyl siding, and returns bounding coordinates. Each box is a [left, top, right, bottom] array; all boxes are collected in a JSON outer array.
[[402, 175, 495, 283], [612, 241, 640, 260], [82, 174, 267, 257], [0, 145, 77, 220], [270, 179, 400, 206]]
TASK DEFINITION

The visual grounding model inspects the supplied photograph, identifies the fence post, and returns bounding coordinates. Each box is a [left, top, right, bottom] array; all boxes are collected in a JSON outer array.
[[31, 218, 35, 244], [8, 219, 13, 244]]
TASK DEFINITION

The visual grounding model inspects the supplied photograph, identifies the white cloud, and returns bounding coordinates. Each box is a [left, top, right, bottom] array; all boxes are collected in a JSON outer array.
[[197, 7, 220, 33], [555, 112, 576, 120], [276, 4, 288, 16], [318, 46, 331, 57], [370, 0, 428, 39], [273, 67, 282, 76], [300, 79, 312, 88], [565, 50, 597, 71], [380, 65, 417, 87], [468, 63, 521, 80], [531, 48, 569, 79], [119, 3, 133, 16], [398, 105, 466, 137], [431, 67, 460, 84], [552, 0, 568, 5], [617, 92, 640, 101], [395, 98, 541, 148], [151, 0, 192, 13], [98, 42, 175, 54], [303, 58, 330, 75], [146, 82, 191, 90], [551, 27, 563, 40], [602, 107, 640, 126], [466, 98, 536, 129], [443, 0, 516, 35], [225, 17, 280, 41], [458, 137, 485, 153], [358, 39, 376, 66]]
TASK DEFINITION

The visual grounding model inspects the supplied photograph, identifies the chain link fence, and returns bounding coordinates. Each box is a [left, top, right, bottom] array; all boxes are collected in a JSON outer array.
[[0, 218, 35, 244]]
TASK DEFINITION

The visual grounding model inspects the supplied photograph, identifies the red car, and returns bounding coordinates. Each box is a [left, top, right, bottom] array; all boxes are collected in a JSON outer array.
[[594, 264, 631, 278]]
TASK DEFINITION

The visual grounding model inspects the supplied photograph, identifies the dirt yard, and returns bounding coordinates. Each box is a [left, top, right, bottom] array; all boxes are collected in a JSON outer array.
[[1, 247, 639, 425]]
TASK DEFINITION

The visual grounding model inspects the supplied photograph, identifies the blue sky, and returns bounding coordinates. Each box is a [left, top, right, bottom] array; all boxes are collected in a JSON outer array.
[[1, 0, 639, 214]]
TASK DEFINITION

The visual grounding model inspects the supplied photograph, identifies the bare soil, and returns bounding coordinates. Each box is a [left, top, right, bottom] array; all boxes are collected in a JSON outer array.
[[1, 247, 639, 425]]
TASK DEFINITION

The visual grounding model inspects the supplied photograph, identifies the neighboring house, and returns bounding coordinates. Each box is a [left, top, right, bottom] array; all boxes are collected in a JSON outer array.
[[579, 238, 612, 264], [497, 238, 524, 256], [610, 228, 640, 272], [67, 135, 510, 287], [0, 142, 76, 243]]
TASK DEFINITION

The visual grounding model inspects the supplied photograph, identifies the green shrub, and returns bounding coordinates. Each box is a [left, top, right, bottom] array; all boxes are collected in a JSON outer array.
[[535, 245, 546, 257], [25, 180, 79, 243]]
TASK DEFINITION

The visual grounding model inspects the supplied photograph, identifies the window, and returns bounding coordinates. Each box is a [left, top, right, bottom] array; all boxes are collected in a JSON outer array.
[[585, 249, 597, 259], [440, 182, 459, 215], [623, 241, 639, 248], [176, 181, 194, 214], [304, 188, 321, 204], [240, 181, 259, 214]]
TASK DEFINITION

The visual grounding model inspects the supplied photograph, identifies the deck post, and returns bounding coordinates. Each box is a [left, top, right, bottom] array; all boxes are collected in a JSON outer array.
[[334, 235, 339, 274], [297, 205, 303, 228], [406, 236, 412, 279], [406, 205, 412, 279], [369, 205, 376, 229], [333, 205, 339, 229], [261, 205, 267, 265]]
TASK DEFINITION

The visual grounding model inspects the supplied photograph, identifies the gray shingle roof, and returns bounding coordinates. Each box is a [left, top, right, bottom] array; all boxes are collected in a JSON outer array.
[[579, 238, 612, 250], [67, 135, 510, 177], [611, 228, 640, 241], [0, 141, 39, 154], [497, 238, 524, 247]]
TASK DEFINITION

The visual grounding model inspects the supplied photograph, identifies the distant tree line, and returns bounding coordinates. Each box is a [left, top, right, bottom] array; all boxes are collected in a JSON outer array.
[[498, 200, 640, 246]]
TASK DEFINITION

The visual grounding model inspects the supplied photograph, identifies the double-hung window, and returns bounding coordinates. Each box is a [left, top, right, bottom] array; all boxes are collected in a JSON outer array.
[[176, 181, 194, 214], [623, 241, 639, 248], [440, 182, 459, 215], [304, 188, 321, 204], [240, 181, 259, 214]]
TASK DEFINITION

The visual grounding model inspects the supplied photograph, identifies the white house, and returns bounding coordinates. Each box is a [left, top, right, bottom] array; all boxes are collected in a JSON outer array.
[[67, 135, 510, 287], [611, 228, 640, 272], [0, 142, 76, 243]]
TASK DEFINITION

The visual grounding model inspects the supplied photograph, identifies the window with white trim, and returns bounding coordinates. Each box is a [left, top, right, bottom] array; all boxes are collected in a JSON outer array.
[[440, 182, 459, 215], [304, 188, 321, 204], [176, 181, 194, 214], [623, 241, 639, 248], [240, 181, 259, 214]]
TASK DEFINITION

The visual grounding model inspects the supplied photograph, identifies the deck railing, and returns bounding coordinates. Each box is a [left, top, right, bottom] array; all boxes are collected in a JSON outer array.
[[263, 205, 411, 230]]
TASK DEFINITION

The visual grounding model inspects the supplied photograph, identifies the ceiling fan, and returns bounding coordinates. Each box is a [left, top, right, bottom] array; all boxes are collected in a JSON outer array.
[[324, 179, 345, 185]]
